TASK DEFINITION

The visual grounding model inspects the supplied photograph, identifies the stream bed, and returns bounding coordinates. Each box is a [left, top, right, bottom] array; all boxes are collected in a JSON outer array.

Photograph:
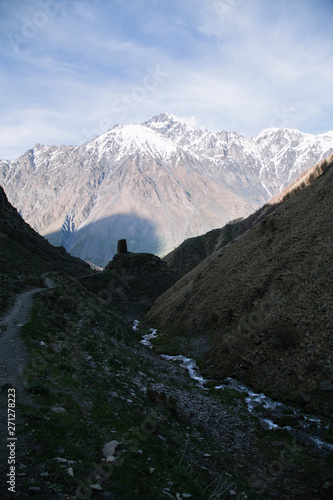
[[135, 321, 333, 456]]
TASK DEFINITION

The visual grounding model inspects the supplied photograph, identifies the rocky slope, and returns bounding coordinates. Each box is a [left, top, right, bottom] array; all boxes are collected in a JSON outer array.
[[1, 113, 333, 267], [147, 155, 333, 414], [5, 275, 333, 499]]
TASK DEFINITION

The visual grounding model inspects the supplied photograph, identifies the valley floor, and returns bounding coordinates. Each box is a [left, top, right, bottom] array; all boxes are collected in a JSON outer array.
[[0, 275, 332, 499]]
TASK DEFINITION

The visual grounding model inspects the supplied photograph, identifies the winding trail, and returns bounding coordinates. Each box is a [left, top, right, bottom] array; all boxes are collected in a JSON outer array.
[[0, 276, 55, 493]]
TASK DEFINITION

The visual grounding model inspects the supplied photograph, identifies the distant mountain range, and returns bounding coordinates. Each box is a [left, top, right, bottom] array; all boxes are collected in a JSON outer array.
[[1, 113, 333, 267]]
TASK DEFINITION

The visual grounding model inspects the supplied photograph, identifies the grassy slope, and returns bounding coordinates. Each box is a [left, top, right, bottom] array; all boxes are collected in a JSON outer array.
[[163, 155, 333, 279], [147, 156, 333, 414], [163, 219, 243, 277], [0, 185, 92, 315]]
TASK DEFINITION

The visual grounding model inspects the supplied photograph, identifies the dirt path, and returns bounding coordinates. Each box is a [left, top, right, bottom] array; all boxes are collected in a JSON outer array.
[[0, 276, 55, 496]]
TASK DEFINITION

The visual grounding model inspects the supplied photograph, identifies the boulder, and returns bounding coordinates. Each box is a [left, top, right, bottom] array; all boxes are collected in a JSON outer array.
[[103, 440, 119, 462]]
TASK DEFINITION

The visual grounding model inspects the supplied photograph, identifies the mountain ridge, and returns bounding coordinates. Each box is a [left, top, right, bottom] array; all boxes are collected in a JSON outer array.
[[1, 113, 333, 266]]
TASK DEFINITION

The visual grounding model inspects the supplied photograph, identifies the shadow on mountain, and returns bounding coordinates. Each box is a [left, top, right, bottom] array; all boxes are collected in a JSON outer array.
[[45, 212, 163, 268]]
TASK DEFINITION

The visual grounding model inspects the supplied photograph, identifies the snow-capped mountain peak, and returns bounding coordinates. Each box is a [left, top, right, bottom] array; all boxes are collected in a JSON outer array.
[[85, 120, 178, 159], [144, 112, 200, 136], [1, 113, 333, 267]]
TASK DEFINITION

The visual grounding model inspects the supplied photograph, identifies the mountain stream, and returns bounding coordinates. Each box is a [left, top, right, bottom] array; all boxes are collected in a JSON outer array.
[[134, 320, 333, 456]]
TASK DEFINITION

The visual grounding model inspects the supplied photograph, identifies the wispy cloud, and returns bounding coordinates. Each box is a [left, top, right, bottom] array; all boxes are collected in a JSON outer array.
[[0, 0, 332, 159]]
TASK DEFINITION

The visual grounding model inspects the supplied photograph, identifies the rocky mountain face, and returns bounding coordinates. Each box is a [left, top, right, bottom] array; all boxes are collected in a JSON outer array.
[[148, 155, 333, 414], [1, 113, 333, 267]]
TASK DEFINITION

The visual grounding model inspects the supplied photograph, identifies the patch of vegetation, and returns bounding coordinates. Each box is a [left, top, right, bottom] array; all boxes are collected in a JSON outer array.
[[16, 274, 253, 498], [164, 219, 244, 278], [255, 426, 329, 489]]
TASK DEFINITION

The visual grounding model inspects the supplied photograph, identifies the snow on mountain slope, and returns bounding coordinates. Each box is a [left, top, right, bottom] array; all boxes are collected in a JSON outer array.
[[1, 113, 332, 267], [86, 122, 178, 160], [254, 127, 333, 195]]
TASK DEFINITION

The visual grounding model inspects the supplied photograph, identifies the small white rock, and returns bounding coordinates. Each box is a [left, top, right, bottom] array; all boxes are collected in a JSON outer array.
[[53, 457, 68, 463], [149, 467, 155, 474], [51, 406, 67, 414], [108, 391, 119, 398], [161, 491, 173, 498], [89, 484, 103, 491], [103, 440, 119, 462]]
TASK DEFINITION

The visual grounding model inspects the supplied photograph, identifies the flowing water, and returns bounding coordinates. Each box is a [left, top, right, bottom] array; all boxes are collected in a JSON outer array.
[[135, 321, 333, 454]]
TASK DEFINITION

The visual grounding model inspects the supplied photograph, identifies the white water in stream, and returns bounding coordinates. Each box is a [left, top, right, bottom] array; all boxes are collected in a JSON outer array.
[[160, 354, 206, 387], [135, 321, 333, 453]]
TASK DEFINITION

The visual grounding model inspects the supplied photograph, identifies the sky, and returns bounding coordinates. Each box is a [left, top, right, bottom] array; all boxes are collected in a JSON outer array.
[[0, 0, 333, 160]]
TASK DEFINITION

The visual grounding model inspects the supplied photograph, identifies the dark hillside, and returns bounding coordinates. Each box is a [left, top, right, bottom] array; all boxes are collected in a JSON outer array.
[[148, 155, 333, 413], [163, 219, 243, 277], [80, 251, 180, 320], [164, 155, 333, 279], [0, 185, 91, 314]]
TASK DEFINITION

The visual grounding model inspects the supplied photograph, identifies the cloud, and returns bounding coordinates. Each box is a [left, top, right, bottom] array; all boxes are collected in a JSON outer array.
[[0, 0, 332, 159]]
